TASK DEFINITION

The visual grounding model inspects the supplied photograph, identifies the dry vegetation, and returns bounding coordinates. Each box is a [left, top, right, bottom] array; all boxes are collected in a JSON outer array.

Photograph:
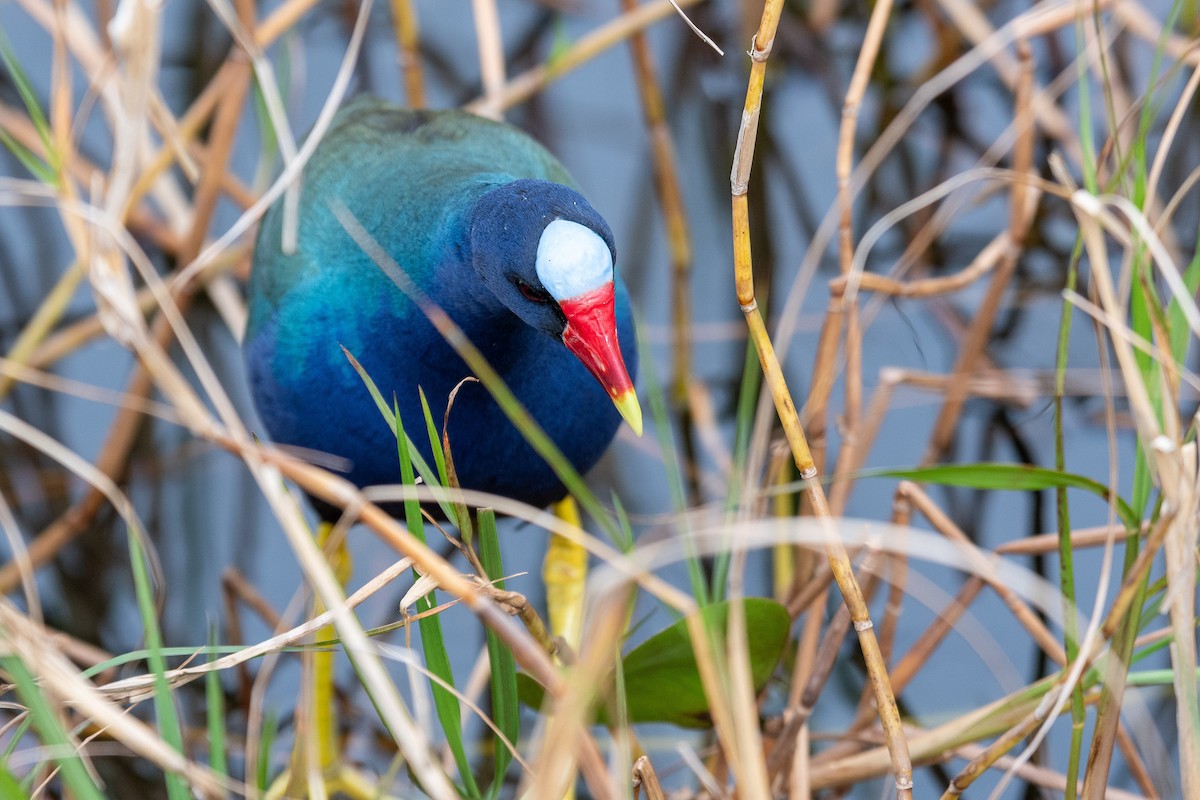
[[0, 0, 1197, 798]]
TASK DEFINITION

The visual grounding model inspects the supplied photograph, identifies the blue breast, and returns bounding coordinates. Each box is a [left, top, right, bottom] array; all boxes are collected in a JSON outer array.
[[244, 98, 637, 513]]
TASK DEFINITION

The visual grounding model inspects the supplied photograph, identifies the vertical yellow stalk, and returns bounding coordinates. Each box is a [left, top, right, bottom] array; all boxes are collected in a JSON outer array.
[[730, 1, 912, 795], [391, 0, 425, 107]]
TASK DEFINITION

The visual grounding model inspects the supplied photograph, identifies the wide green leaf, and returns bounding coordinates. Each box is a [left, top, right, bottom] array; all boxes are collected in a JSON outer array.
[[518, 598, 789, 728], [869, 464, 1139, 532]]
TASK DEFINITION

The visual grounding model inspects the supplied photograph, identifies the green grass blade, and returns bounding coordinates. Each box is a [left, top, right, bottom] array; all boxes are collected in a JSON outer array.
[[255, 711, 278, 792], [640, 338, 707, 606], [205, 624, 228, 784], [418, 387, 450, 488], [609, 492, 634, 553], [395, 397, 426, 543], [0, 763, 25, 798], [1167, 244, 1200, 380], [869, 463, 1139, 532], [0, 30, 54, 166], [477, 508, 518, 800], [396, 403, 480, 798], [1054, 240, 1086, 800], [716, 337, 766, 600], [0, 127, 55, 184], [0, 654, 104, 800], [1, 714, 31, 763], [126, 530, 190, 800], [79, 644, 255, 680], [341, 346, 458, 520]]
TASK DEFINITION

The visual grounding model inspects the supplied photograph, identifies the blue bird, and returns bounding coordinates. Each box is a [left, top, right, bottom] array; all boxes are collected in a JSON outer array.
[[244, 97, 641, 512]]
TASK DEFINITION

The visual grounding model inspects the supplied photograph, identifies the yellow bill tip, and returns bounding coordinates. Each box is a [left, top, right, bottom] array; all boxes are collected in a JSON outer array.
[[614, 389, 643, 437]]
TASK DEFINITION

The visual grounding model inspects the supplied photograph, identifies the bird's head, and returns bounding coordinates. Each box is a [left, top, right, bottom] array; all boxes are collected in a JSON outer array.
[[468, 179, 642, 436]]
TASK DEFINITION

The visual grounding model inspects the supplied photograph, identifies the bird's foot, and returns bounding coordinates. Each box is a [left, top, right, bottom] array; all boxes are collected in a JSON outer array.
[[265, 763, 399, 800]]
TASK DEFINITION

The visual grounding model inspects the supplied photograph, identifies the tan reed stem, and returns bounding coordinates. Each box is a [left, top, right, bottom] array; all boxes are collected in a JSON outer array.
[[391, 0, 425, 107], [922, 41, 1037, 466], [621, 0, 694, 408], [730, 2, 912, 796], [463, 0, 702, 115], [471, 0, 506, 121]]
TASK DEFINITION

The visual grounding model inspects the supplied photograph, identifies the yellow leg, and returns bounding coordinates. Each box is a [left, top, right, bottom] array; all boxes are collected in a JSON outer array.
[[544, 497, 587, 657], [267, 523, 398, 800], [312, 521, 351, 771], [543, 497, 587, 800]]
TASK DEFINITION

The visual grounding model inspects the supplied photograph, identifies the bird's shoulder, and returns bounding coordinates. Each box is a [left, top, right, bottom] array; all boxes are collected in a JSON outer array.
[[313, 98, 576, 189]]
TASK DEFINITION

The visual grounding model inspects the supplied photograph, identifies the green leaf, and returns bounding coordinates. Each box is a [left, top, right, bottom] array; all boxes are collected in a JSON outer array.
[[0, 655, 104, 800], [517, 598, 790, 728], [0, 764, 25, 799], [868, 464, 1139, 532], [126, 530, 190, 800], [341, 346, 457, 520], [255, 712, 278, 791], [478, 508, 518, 800], [0, 30, 55, 167], [419, 387, 450, 490], [0, 127, 55, 184], [397, 402, 480, 798], [205, 624, 228, 779]]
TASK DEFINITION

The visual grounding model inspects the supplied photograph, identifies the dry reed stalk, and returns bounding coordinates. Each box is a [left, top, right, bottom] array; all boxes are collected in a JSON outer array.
[[621, 0, 694, 409], [0, 358, 157, 595], [471, 0, 506, 121], [821, 0, 891, 515], [21, 4, 473, 793], [770, 0, 1103, 395], [0, 56, 243, 591], [463, 0, 702, 114], [16, 245, 244, 377], [922, 41, 1037, 465], [887, 574, 984, 698], [214, 447, 726, 797], [934, 0, 1083, 151], [767, 602, 851, 784], [179, 48, 253, 264], [844, 505, 912, 742], [631, 755, 666, 800], [829, 229, 1011, 299], [391, 0, 425, 107], [0, 101, 178, 248], [726, 539, 772, 798], [0, 260, 88, 399], [953, 742, 1151, 800], [0, 601, 232, 796], [800, 297, 843, 472], [808, 678, 1075, 789], [899, 481, 1067, 663], [942, 693, 1062, 797], [729, 2, 912, 796], [526, 589, 631, 800], [996, 524, 1137, 555], [122, 0, 317, 216], [220, 566, 281, 704], [1067, 188, 1168, 798], [1113, 723, 1160, 799], [780, 525, 827, 798]]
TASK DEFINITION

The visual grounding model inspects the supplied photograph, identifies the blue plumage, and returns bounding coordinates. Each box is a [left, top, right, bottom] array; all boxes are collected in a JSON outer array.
[[245, 98, 638, 512]]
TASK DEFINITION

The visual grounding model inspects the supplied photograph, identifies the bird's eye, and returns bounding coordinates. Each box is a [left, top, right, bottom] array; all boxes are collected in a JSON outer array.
[[515, 278, 550, 304]]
